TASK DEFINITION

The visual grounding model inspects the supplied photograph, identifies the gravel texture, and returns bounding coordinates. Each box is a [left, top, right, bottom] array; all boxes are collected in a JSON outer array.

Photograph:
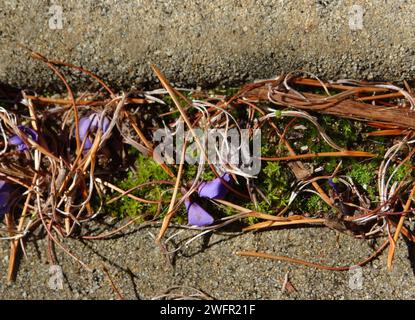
[[1, 0, 415, 300], [1, 0, 415, 91], [1, 221, 415, 300]]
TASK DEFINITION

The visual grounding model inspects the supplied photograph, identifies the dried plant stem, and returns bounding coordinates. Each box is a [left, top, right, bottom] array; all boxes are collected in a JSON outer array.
[[95, 178, 160, 204], [236, 239, 388, 271], [367, 129, 406, 137], [387, 182, 415, 270], [246, 86, 415, 128], [243, 218, 325, 232], [290, 78, 388, 93], [24, 96, 146, 107], [261, 150, 374, 161], [102, 265, 125, 300], [156, 138, 187, 243], [31, 52, 81, 153], [5, 214, 18, 282]]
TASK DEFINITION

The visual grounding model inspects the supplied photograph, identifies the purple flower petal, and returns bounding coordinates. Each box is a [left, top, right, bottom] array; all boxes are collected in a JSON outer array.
[[79, 117, 93, 149], [198, 173, 231, 200], [0, 191, 10, 216], [328, 178, 341, 193], [8, 125, 38, 151], [20, 126, 38, 140], [8, 135, 23, 146], [88, 113, 110, 132], [79, 113, 110, 150], [185, 199, 214, 226], [0, 181, 13, 193]]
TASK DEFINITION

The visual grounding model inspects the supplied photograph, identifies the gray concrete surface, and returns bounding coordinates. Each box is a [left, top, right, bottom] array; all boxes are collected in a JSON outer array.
[[1, 222, 414, 300], [1, 0, 415, 91], [2, 0, 415, 300]]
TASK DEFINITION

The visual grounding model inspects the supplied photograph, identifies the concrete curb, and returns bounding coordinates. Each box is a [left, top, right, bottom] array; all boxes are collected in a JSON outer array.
[[1, 0, 415, 90]]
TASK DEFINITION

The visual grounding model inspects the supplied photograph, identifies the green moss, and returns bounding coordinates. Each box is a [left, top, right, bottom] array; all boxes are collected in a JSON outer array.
[[349, 161, 378, 201], [320, 117, 363, 150], [248, 161, 290, 214], [392, 160, 413, 182], [209, 87, 240, 97], [103, 153, 172, 220], [260, 133, 284, 157], [109, 197, 146, 220], [91, 87, 394, 225], [324, 158, 339, 173], [182, 164, 216, 182], [274, 110, 283, 118], [349, 162, 377, 186], [296, 116, 365, 156], [124, 153, 170, 187], [305, 194, 331, 213]]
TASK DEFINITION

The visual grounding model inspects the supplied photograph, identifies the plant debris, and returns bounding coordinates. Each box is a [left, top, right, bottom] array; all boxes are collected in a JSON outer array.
[[1, 52, 415, 281]]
